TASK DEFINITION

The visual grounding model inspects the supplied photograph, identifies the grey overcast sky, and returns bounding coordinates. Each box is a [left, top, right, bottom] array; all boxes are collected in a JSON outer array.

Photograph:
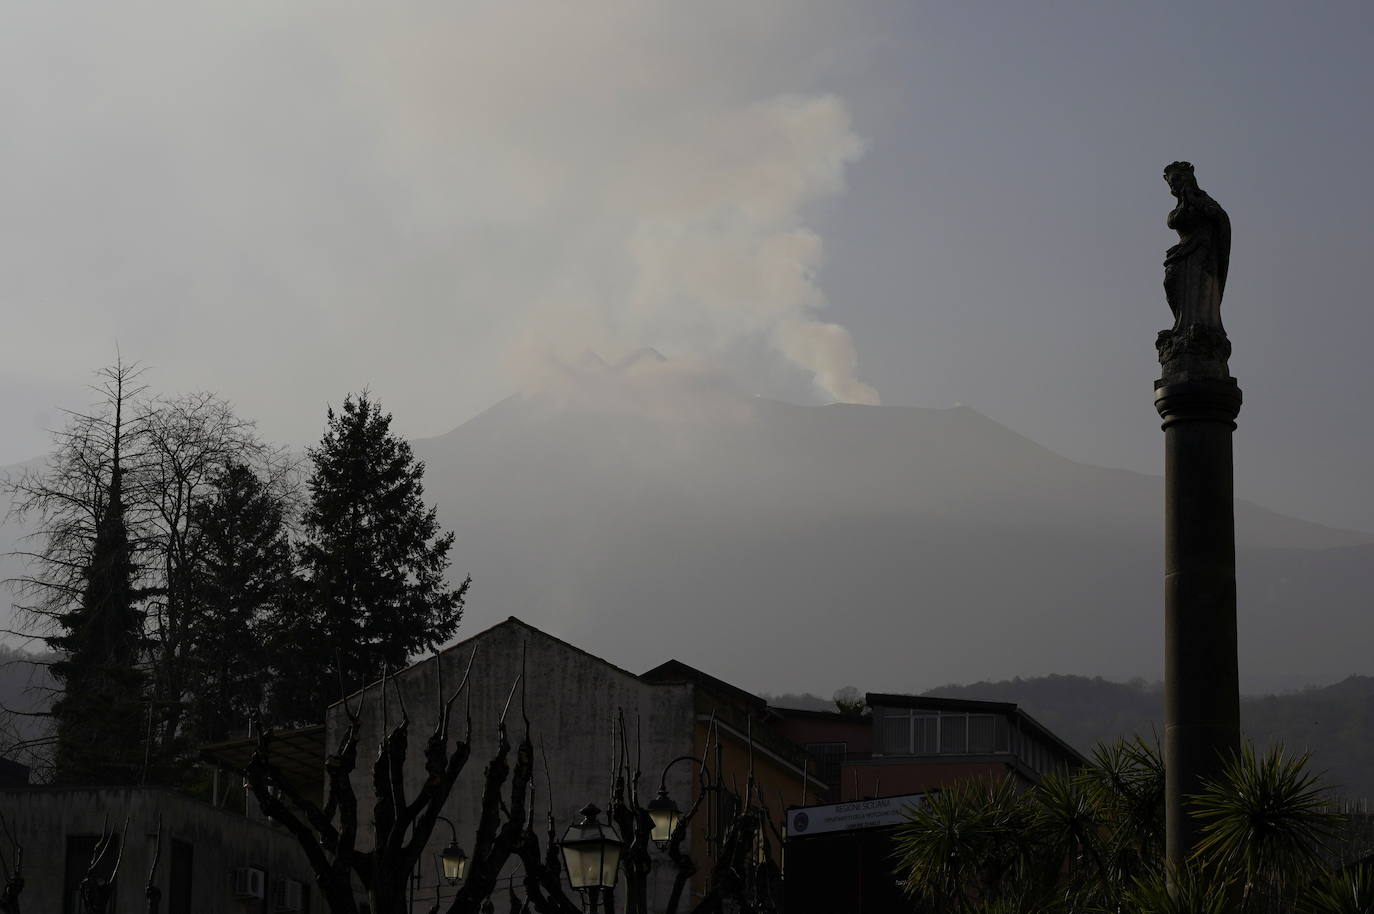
[[2, 2, 1371, 531]]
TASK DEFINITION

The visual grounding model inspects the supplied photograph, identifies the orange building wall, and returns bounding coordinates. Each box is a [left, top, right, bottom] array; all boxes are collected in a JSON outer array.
[[682, 718, 812, 903]]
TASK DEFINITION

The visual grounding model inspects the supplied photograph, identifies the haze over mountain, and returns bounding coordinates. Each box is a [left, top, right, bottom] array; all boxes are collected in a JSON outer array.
[[4, 360, 1371, 698], [396, 360, 1373, 697]]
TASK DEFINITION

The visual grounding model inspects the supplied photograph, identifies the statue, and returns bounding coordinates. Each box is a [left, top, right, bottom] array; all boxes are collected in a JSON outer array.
[[1157, 162, 1232, 375]]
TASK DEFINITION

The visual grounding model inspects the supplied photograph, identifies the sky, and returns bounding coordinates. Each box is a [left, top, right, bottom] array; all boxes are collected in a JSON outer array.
[[1, 1, 1371, 531]]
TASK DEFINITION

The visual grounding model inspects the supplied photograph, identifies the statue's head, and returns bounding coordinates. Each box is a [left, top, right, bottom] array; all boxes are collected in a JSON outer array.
[[1164, 161, 1197, 194]]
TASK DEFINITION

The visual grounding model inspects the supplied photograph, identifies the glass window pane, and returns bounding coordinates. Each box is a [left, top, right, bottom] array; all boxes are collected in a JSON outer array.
[[913, 714, 938, 754], [940, 714, 968, 754], [879, 714, 909, 754], [968, 715, 995, 753]]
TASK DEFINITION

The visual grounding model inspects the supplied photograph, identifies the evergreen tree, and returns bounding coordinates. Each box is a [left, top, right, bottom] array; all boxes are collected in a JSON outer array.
[[186, 461, 295, 744], [47, 365, 148, 784], [6, 361, 290, 779], [280, 394, 467, 722]]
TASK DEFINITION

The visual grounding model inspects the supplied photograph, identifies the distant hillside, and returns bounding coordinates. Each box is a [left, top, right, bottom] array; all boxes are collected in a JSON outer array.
[[927, 674, 1374, 799], [0, 644, 53, 777], [8, 374, 1374, 696], [393, 381, 1374, 696]]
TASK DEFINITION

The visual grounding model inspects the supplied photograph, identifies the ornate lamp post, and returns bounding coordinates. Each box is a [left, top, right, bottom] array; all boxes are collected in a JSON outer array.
[[560, 803, 623, 912], [647, 748, 724, 856], [1153, 160, 1242, 873], [439, 841, 468, 886], [428, 813, 467, 885]]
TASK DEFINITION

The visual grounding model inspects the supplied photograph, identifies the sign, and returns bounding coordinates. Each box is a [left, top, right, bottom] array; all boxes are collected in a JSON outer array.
[[786, 793, 926, 838]]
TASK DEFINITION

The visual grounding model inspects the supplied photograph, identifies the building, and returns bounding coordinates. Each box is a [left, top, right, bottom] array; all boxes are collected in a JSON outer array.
[[777, 693, 1088, 913], [0, 786, 315, 914], [330, 617, 825, 913], [774, 692, 1087, 801]]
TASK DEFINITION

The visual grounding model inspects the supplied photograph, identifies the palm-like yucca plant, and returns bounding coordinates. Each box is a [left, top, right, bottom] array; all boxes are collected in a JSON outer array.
[[1078, 736, 1166, 898], [1125, 864, 1236, 914], [892, 739, 1355, 914], [1191, 743, 1341, 912], [893, 776, 1052, 914], [893, 780, 988, 909], [1032, 771, 1110, 912], [1299, 865, 1374, 914]]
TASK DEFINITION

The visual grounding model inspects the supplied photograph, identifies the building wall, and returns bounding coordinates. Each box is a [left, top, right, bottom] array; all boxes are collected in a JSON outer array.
[[0, 787, 313, 914], [323, 618, 698, 913], [837, 760, 1018, 801], [770, 712, 872, 799], [680, 714, 811, 904], [771, 714, 871, 755]]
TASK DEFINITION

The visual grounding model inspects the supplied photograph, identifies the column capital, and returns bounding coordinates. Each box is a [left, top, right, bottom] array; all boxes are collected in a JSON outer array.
[[1153, 378, 1242, 430]]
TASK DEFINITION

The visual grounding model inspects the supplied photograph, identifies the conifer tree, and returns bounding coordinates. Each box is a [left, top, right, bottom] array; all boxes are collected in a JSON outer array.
[[47, 364, 148, 784], [186, 461, 295, 743], [6, 361, 288, 779], [279, 393, 467, 722]]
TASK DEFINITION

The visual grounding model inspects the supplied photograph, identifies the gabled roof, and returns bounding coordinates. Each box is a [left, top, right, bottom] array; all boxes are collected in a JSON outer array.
[[329, 615, 655, 710], [641, 658, 769, 713]]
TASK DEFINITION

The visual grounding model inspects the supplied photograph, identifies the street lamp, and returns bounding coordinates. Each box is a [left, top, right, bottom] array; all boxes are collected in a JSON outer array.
[[650, 752, 722, 854], [560, 803, 622, 908], [440, 840, 468, 884], [435, 815, 467, 885], [646, 788, 681, 849]]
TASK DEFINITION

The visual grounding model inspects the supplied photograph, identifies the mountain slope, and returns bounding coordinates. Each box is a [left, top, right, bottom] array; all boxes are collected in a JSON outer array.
[[4, 387, 1369, 697], [405, 390, 1373, 695]]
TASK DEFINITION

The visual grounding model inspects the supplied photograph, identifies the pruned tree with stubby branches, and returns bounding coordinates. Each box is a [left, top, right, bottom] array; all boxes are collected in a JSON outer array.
[[244, 649, 544, 914], [246, 646, 791, 914], [508, 710, 787, 914], [0, 807, 23, 914]]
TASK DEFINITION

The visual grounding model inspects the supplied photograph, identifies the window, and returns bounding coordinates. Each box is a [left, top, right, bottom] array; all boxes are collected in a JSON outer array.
[[877, 709, 1014, 757], [804, 742, 848, 786], [967, 714, 1011, 747], [912, 714, 939, 754], [940, 714, 968, 754], [879, 711, 911, 754]]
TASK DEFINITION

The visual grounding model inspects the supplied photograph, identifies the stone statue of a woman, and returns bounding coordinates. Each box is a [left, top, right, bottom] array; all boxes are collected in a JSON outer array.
[[1158, 162, 1232, 375]]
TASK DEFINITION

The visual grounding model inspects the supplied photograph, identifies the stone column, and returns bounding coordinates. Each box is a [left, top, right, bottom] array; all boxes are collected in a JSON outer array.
[[1154, 366, 1241, 871]]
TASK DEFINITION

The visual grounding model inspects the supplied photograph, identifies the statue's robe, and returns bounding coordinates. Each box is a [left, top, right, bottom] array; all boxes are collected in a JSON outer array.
[[1164, 190, 1230, 331]]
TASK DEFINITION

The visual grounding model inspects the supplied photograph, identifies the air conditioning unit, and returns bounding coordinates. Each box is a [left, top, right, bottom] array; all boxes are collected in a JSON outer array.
[[232, 867, 266, 900], [274, 878, 304, 912]]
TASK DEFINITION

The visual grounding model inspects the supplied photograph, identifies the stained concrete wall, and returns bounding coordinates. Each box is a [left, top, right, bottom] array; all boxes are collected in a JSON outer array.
[[0, 786, 314, 914], [325, 617, 698, 913]]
